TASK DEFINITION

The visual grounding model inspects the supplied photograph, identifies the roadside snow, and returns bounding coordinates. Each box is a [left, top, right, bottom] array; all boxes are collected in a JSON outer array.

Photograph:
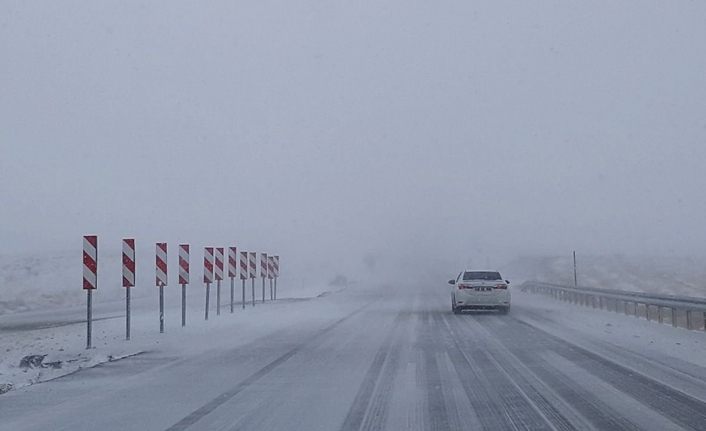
[[514, 290, 706, 370], [0, 274, 334, 394]]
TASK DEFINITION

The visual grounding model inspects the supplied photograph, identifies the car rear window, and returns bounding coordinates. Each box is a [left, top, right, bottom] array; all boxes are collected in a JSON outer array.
[[463, 271, 502, 281]]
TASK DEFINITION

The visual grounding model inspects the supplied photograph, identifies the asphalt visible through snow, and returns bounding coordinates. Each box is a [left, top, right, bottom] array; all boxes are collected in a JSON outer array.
[[3, 285, 706, 431]]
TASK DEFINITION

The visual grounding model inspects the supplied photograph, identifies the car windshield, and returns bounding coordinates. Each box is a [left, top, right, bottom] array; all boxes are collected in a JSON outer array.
[[463, 271, 502, 281]]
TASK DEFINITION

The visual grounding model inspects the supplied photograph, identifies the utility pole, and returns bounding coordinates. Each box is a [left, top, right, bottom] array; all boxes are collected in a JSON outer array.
[[573, 250, 578, 288]]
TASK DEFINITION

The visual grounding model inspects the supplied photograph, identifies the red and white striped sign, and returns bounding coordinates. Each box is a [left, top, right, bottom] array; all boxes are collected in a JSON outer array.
[[267, 256, 275, 279], [260, 253, 268, 278], [156, 243, 168, 287], [204, 247, 214, 283], [239, 251, 248, 280], [248, 252, 256, 279], [122, 238, 135, 287], [215, 247, 224, 281], [83, 235, 98, 290], [179, 244, 189, 285], [228, 247, 237, 278], [274, 255, 280, 277]]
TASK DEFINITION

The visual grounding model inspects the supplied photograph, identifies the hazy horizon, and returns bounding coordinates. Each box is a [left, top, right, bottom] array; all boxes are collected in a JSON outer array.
[[3, 1, 706, 279]]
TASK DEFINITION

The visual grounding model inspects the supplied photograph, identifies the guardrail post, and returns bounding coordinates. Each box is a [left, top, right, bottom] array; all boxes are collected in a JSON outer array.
[[686, 310, 692, 330], [672, 308, 677, 327], [658, 306, 663, 324]]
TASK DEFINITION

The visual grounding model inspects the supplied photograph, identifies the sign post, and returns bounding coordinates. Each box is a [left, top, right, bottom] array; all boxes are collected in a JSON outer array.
[[260, 253, 268, 303], [179, 244, 189, 327], [240, 251, 248, 309], [249, 252, 257, 307], [268, 256, 274, 300], [273, 255, 279, 300], [228, 247, 237, 313], [83, 235, 98, 349], [122, 238, 135, 340], [156, 243, 168, 333], [204, 247, 214, 320], [215, 247, 224, 316]]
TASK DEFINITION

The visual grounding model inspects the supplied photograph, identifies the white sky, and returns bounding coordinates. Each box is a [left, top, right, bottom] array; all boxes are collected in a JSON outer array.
[[2, 1, 706, 276]]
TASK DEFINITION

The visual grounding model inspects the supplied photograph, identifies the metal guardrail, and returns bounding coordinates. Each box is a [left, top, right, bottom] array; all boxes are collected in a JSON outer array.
[[521, 281, 706, 331]]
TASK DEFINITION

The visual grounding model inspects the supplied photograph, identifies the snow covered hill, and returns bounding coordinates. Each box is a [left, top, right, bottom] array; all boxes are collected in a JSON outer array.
[[504, 254, 706, 298]]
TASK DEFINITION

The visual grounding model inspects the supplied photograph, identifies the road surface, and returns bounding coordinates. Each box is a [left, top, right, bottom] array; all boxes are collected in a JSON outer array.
[[2, 285, 706, 431]]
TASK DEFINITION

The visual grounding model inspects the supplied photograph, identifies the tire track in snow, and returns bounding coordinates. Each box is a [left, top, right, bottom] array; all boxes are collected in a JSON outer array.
[[477, 315, 638, 430], [164, 300, 376, 431], [551, 335, 706, 430], [456, 316, 587, 431], [517, 306, 706, 401], [418, 311, 452, 431], [510, 315, 706, 430], [486, 315, 672, 430], [339, 312, 406, 431], [436, 311, 554, 430]]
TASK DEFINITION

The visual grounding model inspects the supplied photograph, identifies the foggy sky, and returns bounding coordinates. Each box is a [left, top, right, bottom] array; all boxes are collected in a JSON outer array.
[[2, 1, 706, 278]]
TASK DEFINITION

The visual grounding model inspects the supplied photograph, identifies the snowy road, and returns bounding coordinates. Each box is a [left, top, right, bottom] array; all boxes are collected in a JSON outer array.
[[3, 285, 706, 431]]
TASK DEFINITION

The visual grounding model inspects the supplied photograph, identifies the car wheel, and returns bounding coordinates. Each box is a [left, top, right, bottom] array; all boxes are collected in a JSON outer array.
[[498, 306, 510, 315], [452, 297, 460, 314]]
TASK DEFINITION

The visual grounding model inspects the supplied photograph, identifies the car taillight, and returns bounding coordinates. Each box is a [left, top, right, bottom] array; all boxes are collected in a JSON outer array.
[[458, 284, 470, 289], [495, 284, 507, 289]]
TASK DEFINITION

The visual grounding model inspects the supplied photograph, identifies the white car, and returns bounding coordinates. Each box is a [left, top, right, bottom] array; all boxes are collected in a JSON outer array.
[[449, 270, 511, 314]]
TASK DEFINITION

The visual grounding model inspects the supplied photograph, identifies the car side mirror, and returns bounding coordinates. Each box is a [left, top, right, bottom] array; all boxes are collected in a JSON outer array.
[[448, 279, 456, 285], [505, 280, 510, 284]]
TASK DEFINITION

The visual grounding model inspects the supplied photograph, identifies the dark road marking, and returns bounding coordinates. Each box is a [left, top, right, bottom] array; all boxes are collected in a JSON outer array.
[[164, 300, 375, 431]]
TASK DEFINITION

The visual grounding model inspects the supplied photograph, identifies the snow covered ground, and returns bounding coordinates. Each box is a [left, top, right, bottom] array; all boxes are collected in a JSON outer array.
[[2, 283, 706, 430], [513, 290, 706, 371], [3, 250, 706, 406], [0, 262, 333, 394]]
